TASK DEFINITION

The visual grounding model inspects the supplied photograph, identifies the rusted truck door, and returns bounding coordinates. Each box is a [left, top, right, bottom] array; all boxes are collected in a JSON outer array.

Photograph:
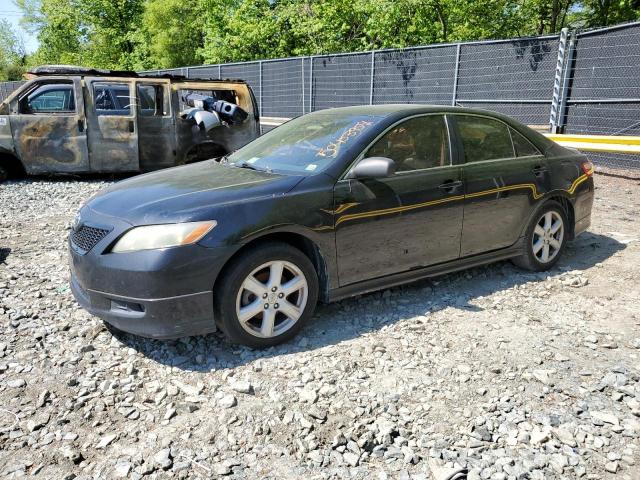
[[10, 76, 90, 174], [84, 77, 139, 172], [135, 80, 175, 170]]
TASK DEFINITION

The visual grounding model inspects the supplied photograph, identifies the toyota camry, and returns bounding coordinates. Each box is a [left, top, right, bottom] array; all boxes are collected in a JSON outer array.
[[69, 105, 594, 348]]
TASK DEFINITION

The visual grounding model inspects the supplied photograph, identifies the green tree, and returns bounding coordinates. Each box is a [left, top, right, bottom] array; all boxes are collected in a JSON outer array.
[[575, 0, 640, 27], [0, 19, 27, 80], [13, 0, 640, 70], [16, 0, 84, 66], [142, 0, 206, 68], [201, 0, 294, 63]]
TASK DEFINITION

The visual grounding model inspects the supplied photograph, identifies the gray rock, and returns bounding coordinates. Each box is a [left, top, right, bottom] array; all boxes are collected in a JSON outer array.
[[114, 462, 132, 478], [590, 410, 619, 425], [230, 380, 253, 394], [218, 394, 237, 408], [343, 451, 360, 467], [154, 448, 172, 470], [299, 388, 319, 403], [604, 461, 619, 473], [96, 433, 117, 449]]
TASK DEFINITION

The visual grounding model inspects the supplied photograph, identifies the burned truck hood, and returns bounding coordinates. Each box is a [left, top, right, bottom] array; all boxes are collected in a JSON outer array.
[[86, 161, 304, 225]]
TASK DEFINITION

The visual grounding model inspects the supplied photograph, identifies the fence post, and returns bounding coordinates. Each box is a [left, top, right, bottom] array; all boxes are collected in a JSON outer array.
[[556, 32, 576, 134], [301, 58, 305, 114], [218, 64, 222, 79], [309, 56, 314, 113], [451, 43, 461, 106], [369, 51, 375, 105], [550, 28, 570, 133], [258, 60, 263, 117], [184, 66, 190, 78]]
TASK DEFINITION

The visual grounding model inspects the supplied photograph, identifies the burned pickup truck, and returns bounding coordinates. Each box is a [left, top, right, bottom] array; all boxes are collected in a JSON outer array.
[[0, 65, 260, 182]]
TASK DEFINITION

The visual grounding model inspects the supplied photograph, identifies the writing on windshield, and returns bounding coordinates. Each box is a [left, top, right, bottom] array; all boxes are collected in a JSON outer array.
[[316, 120, 374, 158]]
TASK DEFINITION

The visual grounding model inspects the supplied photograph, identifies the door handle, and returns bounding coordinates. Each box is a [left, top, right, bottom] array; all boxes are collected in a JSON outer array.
[[77, 118, 84, 132], [128, 120, 135, 133], [532, 165, 547, 176], [439, 180, 463, 193]]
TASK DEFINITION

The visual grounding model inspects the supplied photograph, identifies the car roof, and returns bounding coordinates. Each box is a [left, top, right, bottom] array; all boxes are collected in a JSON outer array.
[[25, 65, 247, 85], [306, 104, 511, 118]]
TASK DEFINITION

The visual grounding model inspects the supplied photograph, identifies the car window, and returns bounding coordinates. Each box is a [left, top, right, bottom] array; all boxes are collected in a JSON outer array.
[[22, 84, 75, 113], [456, 115, 515, 162], [178, 88, 238, 110], [94, 83, 132, 116], [365, 115, 450, 172], [510, 128, 542, 157], [137, 84, 166, 116]]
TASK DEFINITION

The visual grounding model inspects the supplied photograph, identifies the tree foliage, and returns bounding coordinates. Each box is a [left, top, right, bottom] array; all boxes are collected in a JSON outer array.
[[11, 0, 640, 71], [0, 19, 27, 80]]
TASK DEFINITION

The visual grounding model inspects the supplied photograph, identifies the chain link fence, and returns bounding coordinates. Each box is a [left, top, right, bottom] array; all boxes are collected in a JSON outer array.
[[0, 81, 25, 102], [1, 22, 639, 169]]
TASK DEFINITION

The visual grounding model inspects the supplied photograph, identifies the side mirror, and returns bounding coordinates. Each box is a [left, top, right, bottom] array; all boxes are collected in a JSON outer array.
[[347, 157, 396, 179]]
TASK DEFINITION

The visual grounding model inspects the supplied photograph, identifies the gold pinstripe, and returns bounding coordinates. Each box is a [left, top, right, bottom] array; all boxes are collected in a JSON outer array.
[[320, 202, 361, 215], [327, 172, 591, 228]]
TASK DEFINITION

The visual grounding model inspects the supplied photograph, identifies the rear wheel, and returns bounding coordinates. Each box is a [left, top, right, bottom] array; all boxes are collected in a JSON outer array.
[[513, 201, 568, 271], [0, 164, 8, 183], [215, 243, 319, 348]]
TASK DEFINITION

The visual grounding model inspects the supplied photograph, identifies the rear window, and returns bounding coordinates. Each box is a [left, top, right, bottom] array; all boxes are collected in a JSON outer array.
[[178, 89, 238, 111], [456, 115, 515, 162], [510, 128, 542, 157]]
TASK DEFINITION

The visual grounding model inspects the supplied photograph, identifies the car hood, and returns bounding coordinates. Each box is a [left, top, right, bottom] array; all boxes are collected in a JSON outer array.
[[86, 161, 304, 225]]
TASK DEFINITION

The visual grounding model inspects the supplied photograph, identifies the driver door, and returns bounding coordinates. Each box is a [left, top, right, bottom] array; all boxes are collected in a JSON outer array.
[[10, 77, 90, 174], [333, 114, 464, 286], [84, 77, 139, 172]]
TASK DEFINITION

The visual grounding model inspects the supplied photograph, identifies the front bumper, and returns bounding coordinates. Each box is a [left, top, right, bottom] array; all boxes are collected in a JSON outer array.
[[71, 275, 216, 339], [68, 207, 236, 339]]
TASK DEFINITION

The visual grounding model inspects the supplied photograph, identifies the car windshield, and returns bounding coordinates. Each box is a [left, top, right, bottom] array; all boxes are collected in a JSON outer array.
[[226, 113, 383, 174]]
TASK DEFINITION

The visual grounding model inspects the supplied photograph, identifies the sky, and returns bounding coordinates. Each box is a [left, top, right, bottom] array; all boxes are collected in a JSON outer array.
[[0, 0, 39, 53]]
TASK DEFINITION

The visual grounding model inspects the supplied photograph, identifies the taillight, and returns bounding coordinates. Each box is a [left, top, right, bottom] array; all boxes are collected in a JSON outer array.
[[580, 160, 594, 176]]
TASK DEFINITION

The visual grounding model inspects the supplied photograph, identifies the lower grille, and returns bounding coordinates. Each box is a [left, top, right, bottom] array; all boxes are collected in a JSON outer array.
[[71, 225, 110, 253]]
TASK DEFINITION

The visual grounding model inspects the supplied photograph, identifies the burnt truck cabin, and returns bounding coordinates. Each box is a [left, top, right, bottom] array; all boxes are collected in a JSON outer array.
[[0, 66, 260, 180]]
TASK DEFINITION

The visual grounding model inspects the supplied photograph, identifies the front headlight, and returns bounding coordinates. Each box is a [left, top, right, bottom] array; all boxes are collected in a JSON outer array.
[[111, 221, 217, 253]]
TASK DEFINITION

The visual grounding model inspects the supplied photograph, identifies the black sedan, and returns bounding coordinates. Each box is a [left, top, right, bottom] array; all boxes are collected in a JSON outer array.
[[69, 105, 594, 347]]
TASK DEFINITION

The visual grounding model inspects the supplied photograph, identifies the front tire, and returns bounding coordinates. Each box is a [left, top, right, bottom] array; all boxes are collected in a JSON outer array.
[[513, 201, 568, 271], [214, 242, 319, 348], [0, 164, 8, 183]]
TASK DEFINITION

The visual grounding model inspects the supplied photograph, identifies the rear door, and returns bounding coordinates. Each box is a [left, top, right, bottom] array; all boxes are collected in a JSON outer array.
[[84, 77, 139, 172], [135, 80, 175, 170], [10, 77, 90, 174], [452, 114, 549, 256]]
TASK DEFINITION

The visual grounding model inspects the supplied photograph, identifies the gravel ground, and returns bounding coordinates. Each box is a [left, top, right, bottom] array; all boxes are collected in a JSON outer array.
[[1, 172, 639, 480]]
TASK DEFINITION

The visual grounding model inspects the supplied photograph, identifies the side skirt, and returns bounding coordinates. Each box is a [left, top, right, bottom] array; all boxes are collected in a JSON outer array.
[[327, 240, 523, 303]]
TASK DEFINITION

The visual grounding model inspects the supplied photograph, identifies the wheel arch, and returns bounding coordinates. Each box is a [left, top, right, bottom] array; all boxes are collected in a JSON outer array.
[[213, 230, 332, 303], [0, 150, 26, 178], [183, 141, 228, 164], [521, 192, 576, 240]]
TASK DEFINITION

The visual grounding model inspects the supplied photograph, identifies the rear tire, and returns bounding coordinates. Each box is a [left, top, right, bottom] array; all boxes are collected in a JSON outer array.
[[512, 201, 568, 271], [214, 242, 319, 348]]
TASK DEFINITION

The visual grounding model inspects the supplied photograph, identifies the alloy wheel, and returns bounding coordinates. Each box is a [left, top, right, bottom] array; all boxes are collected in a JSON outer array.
[[235, 260, 309, 338], [532, 211, 564, 263]]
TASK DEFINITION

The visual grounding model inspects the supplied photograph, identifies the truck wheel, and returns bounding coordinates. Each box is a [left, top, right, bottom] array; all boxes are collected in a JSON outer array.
[[513, 201, 568, 271], [214, 242, 319, 348], [0, 164, 9, 183]]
